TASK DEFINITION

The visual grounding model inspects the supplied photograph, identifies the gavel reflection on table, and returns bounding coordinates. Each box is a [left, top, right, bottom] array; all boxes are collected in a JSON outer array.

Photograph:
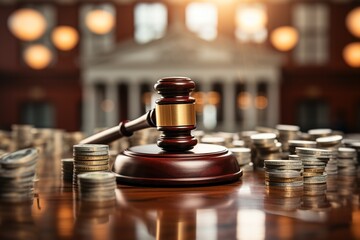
[[81, 77, 242, 186]]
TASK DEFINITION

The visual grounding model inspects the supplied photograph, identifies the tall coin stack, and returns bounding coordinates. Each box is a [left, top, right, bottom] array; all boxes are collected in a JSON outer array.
[[61, 158, 74, 182], [296, 147, 331, 210], [229, 147, 253, 171], [0, 148, 38, 202], [316, 135, 343, 175], [73, 144, 110, 185], [11, 124, 33, 150], [77, 172, 116, 202], [276, 124, 301, 157], [251, 133, 282, 169], [337, 147, 357, 176], [264, 160, 303, 202]]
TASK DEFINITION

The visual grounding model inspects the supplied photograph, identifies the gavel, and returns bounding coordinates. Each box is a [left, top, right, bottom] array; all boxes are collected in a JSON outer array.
[[80, 77, 198, 152]]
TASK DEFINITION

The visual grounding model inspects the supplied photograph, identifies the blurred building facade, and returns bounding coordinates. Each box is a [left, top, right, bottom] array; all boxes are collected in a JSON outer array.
[[0, 0, 359, 134]]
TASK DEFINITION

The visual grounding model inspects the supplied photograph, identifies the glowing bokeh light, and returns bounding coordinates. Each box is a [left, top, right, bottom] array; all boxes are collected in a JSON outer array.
[[343, 42, 360, 67], [51, 26, 79, 51], [23, 44, 52, 70], [8, 8, 47, 41], [85, 9, 115, 35], [270, 26, 299, 51], [346, 7, 360, 38]]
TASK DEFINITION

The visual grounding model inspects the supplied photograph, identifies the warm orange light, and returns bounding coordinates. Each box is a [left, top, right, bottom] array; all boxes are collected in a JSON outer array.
[[51, 26, 79, 51], [85, 9, 115, 35], [238, 92, 252, 110], [207, 91, 220, 105], [270, 26, 299, 51], [346, 7, 360, 38], [343, 42, 360, 67], [23, 44, 52, 70], [255, 95, 268, 109], [8, 8, 47, 41], [236, 5, 267, 34]]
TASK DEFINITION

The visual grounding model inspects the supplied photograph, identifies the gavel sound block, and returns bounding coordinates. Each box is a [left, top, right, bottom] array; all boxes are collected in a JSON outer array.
[[81, 77, 242, 186]]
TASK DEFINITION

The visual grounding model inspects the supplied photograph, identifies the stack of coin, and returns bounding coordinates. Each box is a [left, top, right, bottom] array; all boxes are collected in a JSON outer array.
[[61, 158, 74, 182], [297, 147, 330, 210], [288, 140, 317, 155], [296, 147, 330, 184], [73, 144, 110, 185], [264, 160, 303, 186], [276, 124, 301, 153], [77, 172, 116, 202], [238, 131, 258, 148], [337, 147, 357, 176], [251, 133, 282, 169], [308, 128, 332, 140], [232, 139, 245, 148], [0, 148, 38, 202], [316, 135, 343, 175], [348, 142, 360, 165], [11, 124, 33, 150], [212, 132, 235, 148], [229, 147, 253, 171]]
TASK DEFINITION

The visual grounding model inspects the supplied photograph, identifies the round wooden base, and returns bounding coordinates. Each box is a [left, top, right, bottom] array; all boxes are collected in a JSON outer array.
[[112, 143, 242, 186]]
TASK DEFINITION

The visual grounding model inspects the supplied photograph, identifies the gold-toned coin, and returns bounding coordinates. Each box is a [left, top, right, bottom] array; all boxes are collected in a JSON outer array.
[[74, 165, 109, 171], [265, 176, 303, 183], [303, 168, 325, 173], [74, 160, 109, 166], [73, 155, 109, 161]]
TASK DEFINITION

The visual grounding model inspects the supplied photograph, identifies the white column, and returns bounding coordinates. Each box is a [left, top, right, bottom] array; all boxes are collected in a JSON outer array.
[[199, 79, 213, 130], [105, 82, 119, 127], [128, 81, 141, 119], [267, 80, 280, 127], [223, 80, 236, 132], [82, 83, 97, 135], [244, 79, 257, 130]]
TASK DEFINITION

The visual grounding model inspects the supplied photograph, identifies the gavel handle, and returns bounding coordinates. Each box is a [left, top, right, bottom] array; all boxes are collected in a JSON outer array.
[[80, 109, 157, 145]]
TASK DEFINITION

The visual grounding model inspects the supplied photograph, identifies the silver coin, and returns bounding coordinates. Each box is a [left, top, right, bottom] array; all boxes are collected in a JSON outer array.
[[264, 160, 302, 166], [265, 170, 301, 178], [265, 181, 303, 187], [77, 172, 115, 183], [276, 124, 300, 132], [74, 151, 109, 156], [303, 174, 327, 184], [316, 135, 343, 145], [296, 147, 332, 157], [251, 133, 277, 142], [73, 144, 109, 152], [0, 148, 38, 169]]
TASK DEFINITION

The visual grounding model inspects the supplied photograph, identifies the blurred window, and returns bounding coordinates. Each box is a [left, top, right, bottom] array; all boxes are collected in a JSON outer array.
[[293, 3, 329, 65], [21, 102, 55, 128], [134, 3, 167, 44], [186, 2, 218, 41], [297, 100, 329, 131]]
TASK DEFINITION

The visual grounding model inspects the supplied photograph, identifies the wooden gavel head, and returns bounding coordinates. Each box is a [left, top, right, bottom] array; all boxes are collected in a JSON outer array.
[[154, 77, 197, 152]]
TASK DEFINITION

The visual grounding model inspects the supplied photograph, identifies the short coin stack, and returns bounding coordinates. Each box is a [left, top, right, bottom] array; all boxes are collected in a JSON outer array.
[[316, 135, 343, 175], [296, 147, 330, 185], [264, 160, 303, 189], [288, 140, 317, 155], [229, 147, 253, 171], [61, 158, 74, 182], [251, 133, 282, 169], [73, 144, 110, 185], [0, 148, 38, 202], [337, 147, 357, 176], [11, 124, 33, 150], [77, 172, 116, 202], [276, 124, 301, 155]]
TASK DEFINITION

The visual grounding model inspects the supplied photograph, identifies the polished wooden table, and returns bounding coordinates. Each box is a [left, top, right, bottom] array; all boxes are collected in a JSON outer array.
[[1, 152, 360, 240]]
